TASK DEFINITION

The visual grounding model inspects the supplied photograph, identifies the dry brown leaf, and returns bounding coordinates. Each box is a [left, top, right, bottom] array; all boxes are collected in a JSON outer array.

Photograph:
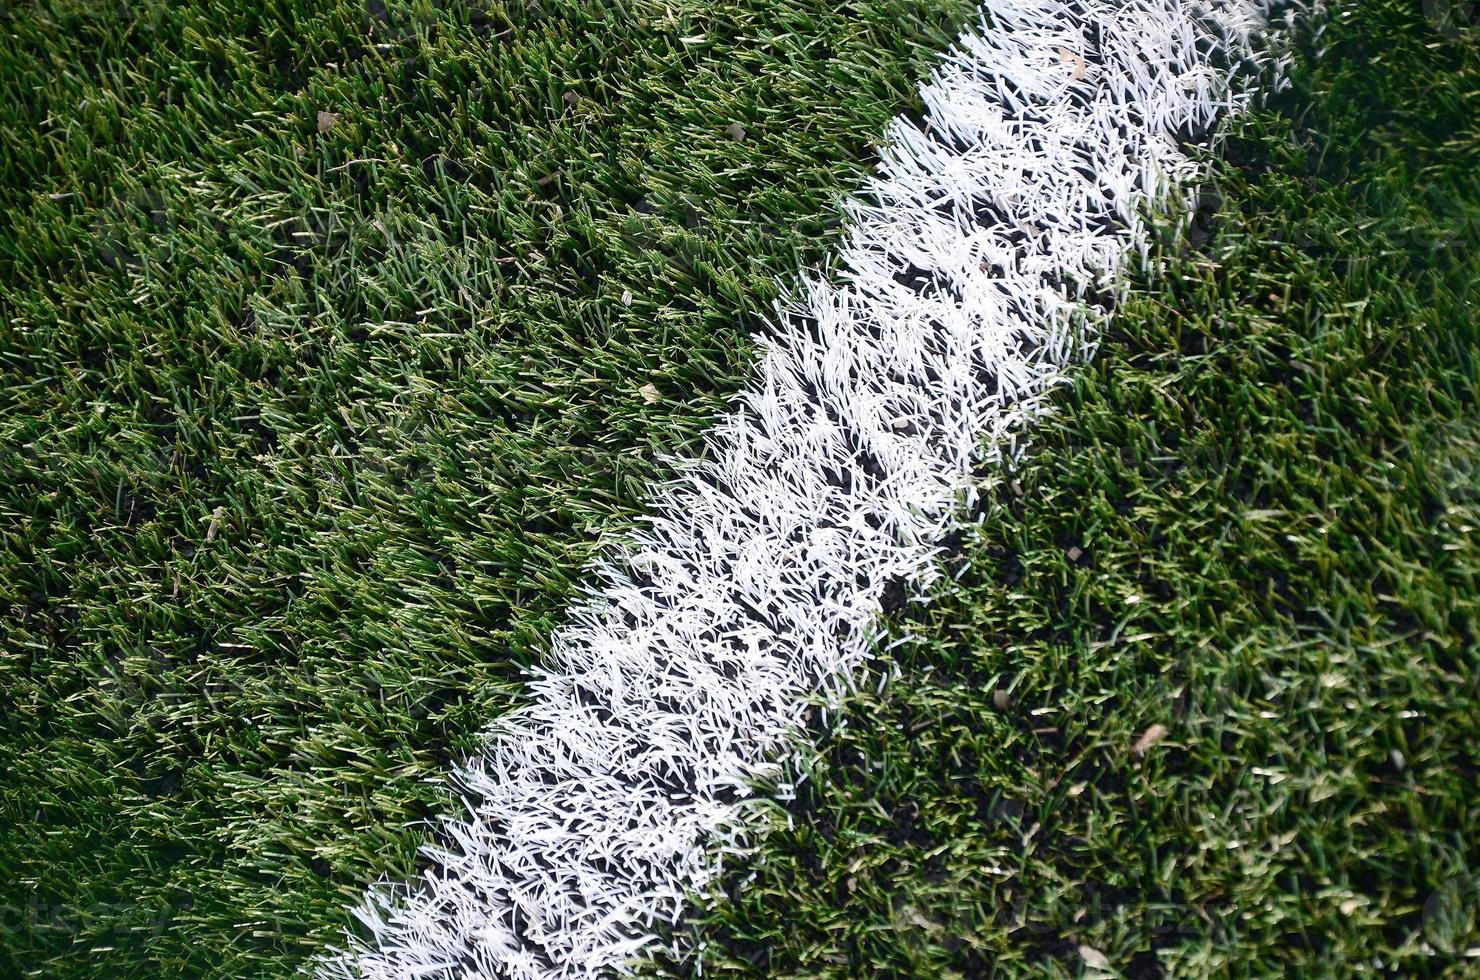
[[316, 110, 340, 134], [1133, 723, 1169, 756], [639, 383, 662, 405], [1057, 47, 1087, 81], [1078, 944, 1110, 968]]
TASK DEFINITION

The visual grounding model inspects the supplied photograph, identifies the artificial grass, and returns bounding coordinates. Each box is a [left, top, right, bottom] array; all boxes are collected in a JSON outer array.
[[0, 1, 979, 975], [675, 2, 1480, 976], [3, 1, 1476, 978]]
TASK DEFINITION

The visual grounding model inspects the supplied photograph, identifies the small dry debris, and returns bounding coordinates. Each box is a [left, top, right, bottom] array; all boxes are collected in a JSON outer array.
[[639, 383, 662, 405], [205, 506, 224, 542], [316, 110, 340, 134], [1077, 944, 1110, 969], [992, 689, 1012, 711], [1133, 723, 1169, 757], [726, 121, 747, 142], [904, 907, 942, 933], [1058, 47, 1088, 81], [620, 288, 634, 307], [1066, 545, 1083, 562]]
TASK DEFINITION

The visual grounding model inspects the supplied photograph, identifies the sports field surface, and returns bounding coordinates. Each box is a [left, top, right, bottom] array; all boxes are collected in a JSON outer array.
[[1, 0, 1476, 977]]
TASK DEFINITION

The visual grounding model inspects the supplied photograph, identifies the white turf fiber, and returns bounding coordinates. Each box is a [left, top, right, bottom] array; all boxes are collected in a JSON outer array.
[[321, 0, 1297, 976]]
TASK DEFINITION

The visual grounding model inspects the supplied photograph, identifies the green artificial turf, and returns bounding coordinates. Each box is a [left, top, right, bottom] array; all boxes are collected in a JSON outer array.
[[2, 0, 1476, 978], [0, 0, 978, 975], [673, 3, 1480, 976]]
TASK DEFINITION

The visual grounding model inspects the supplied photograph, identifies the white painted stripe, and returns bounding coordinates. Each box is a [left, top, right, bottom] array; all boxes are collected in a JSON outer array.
[[320, 2, 1296, 976]]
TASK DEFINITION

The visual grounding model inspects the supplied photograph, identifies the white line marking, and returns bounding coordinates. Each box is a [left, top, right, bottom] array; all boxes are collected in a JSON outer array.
[[320, 1, 1297, 976]]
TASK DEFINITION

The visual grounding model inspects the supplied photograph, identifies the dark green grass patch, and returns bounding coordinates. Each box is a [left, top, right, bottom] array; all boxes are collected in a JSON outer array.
[[0, 1, 977, 975], [680, 3, 1479, 976]]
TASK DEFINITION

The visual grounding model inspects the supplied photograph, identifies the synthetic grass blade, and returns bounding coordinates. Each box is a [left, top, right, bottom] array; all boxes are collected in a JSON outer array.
[[322, 1, 1299, 976]]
